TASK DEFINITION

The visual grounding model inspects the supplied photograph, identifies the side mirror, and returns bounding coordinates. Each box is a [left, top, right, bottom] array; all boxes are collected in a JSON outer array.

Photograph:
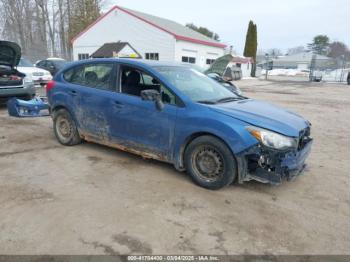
[[140, 89, 164, 111]]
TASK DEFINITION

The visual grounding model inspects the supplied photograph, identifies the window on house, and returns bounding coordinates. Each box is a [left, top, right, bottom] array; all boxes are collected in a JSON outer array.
[[78, 53, 89, 60], [145, 53, 159, 60], [182, 56, 196, 64], [206, 59, 216, 65]]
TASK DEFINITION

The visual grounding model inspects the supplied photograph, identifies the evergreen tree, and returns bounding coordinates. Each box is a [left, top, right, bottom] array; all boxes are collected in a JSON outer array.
[[307, 35, 330, 55], [243, 21, 258, 76]]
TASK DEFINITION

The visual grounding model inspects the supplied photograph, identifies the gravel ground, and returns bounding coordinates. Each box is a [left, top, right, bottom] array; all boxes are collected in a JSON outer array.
[[0, 79, 349, 255]]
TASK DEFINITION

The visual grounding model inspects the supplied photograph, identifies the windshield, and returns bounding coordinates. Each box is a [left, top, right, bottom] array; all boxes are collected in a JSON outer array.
[[18, 58, 33, 67], [154, 66, 239, 103], [52, 60, 67, 69]]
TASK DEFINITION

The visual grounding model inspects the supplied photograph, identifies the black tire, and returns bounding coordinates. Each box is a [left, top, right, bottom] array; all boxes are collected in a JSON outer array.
[[184, 135, 237, 190], [53, 108, 81, 146]]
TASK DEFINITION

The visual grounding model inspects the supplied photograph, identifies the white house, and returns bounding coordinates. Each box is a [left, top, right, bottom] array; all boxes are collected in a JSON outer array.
[[72, 6, 226, 68]]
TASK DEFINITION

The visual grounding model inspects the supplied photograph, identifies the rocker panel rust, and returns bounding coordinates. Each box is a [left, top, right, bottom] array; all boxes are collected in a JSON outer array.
[[80, 132, 169, 163]]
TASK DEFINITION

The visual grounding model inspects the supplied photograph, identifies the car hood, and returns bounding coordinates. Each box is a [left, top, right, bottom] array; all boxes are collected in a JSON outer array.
[[210, 99, 309, 137], [0, 41, 21, 68], [17, 66, 49, 74]]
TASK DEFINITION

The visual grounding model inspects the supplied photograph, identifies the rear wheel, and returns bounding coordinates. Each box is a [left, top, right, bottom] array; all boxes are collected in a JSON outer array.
[[184, 135, 237, 190], [53, 108, 81, 146]]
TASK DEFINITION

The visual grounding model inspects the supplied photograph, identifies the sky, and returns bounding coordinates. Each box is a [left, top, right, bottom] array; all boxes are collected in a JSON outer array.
[[103, 0, 349, 54]]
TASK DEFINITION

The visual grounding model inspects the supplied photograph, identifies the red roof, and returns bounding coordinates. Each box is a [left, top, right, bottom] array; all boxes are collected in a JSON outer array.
[[71, 6, 226, 48]]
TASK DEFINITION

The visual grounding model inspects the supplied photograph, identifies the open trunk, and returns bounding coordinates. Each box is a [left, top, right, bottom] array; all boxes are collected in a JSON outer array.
[[0, 67, 24, 87], [0, 40, 23, 87]]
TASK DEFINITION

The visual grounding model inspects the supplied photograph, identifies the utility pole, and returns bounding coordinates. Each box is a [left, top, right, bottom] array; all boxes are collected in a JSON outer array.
[[265, 53, 269, 80], [309, 54, 316, 82], [340, 55, 346, 82]]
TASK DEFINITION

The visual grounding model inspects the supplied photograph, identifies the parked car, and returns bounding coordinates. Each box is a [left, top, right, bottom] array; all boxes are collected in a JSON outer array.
[[312, 70, 323, 82], [347, 72, 350, 85], [207, 72, 242, 95], [17, 58, 52, 86], [182, 63, 242, 95], [47, 59, 313, 190], [36, 58, 68, 76], [0, 41, 35, 103]]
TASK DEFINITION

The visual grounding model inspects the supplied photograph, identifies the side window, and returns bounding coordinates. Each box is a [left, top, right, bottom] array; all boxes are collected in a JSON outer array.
[[46, 61, 54, 68], [63, 63, 114, 90], [120, 66, 176, 105], [38, 61, 47, 67]]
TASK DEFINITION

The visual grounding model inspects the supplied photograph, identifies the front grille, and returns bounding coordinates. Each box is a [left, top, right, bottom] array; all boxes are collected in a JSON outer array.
[[33, 72, 44, 76], [298, 126, 311, 150]]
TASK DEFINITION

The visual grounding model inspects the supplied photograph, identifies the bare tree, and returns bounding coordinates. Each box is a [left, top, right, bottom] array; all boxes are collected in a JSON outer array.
[[1, 0, 102, 61], [287, 46, 305, 55]]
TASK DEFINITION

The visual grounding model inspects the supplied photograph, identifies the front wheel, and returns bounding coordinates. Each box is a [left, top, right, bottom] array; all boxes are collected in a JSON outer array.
[[184, 136, 237, 190], [53, 108, 81, 146]]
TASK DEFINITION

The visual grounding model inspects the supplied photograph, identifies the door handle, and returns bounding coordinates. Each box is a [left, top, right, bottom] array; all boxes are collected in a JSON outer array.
[[69, 90, 77, 96]]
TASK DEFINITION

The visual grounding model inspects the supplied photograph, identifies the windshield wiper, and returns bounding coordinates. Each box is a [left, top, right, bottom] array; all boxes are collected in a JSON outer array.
[[216, 97, 242, 103], [197, 100, 217, 105]]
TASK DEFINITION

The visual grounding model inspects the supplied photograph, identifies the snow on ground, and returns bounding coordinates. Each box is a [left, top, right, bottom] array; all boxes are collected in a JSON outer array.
[[260, 68, 349, 82], [261, 69, 309, 77]]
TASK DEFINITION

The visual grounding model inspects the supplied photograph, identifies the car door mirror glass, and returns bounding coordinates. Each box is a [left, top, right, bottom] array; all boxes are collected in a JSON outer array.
[[141, 89, 160, 101]]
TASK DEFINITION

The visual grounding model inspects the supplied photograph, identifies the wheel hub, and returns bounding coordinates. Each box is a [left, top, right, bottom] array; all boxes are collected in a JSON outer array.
[[193, 147, 224, 180], [58, 118, 71, 138]]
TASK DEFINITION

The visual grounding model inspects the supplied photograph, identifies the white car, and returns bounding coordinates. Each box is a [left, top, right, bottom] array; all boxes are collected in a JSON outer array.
[[17, 58, 52, 86]]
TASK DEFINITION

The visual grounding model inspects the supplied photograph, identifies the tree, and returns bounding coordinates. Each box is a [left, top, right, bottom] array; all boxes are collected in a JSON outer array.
[[186, 23, 220, 41], [243, 20, 257, 76], [0, 0, 102, 60], [328, 41, 350, 59], [267, 48, 282, 58], [307, 35, 330, 55], [287, 46, 305, 55]]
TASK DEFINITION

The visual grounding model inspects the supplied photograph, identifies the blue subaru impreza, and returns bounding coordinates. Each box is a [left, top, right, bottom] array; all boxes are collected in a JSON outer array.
[[47, 59, 313, 190]]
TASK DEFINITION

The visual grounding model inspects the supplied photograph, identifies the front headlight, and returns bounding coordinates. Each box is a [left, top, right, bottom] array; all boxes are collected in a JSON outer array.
[[246, 126, 297, 150], [44, 71, 51, 75]]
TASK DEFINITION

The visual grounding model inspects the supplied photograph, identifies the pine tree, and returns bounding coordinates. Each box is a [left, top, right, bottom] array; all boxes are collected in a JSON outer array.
[[243, 21, 258, 77]]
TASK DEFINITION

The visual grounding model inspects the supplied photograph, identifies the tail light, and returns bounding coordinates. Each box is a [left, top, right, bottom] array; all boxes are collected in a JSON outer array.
[[46, 80, 55, 93]]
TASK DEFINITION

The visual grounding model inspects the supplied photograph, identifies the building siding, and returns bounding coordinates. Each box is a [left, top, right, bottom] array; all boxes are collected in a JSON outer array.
[[73, 9, 176, 61], [174, 40, 224, 68]]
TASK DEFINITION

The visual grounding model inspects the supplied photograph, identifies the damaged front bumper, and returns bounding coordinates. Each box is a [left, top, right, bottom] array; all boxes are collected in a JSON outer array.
[[236, 138, 313, 185], [7, 97, 50, 117]]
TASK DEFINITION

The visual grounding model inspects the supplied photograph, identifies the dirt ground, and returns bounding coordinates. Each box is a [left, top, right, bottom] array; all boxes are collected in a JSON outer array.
[[0, 79, 349, 255]]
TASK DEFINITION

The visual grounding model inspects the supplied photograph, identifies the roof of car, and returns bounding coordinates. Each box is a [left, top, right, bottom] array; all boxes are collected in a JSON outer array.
[[68, 58, 185, 68]]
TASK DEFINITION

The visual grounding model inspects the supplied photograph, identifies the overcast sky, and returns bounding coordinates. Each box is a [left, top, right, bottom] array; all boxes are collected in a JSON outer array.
[[103, 0, 349, 54]]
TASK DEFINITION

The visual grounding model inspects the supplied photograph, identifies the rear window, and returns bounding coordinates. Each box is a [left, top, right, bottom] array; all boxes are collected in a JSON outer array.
[[63, 63, 114, 91]]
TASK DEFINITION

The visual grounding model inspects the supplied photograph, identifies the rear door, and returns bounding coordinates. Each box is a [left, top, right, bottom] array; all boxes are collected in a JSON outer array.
[[108, 64, 179, 160], [62, 61, 116, 140]]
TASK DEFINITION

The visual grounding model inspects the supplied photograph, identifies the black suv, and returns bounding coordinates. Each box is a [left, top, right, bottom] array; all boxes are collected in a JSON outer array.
[[36, 59, 67, 76]]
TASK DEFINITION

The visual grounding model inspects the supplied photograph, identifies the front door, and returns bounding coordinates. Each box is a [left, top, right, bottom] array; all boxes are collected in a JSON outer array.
[[108, 65, 178, 161]]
